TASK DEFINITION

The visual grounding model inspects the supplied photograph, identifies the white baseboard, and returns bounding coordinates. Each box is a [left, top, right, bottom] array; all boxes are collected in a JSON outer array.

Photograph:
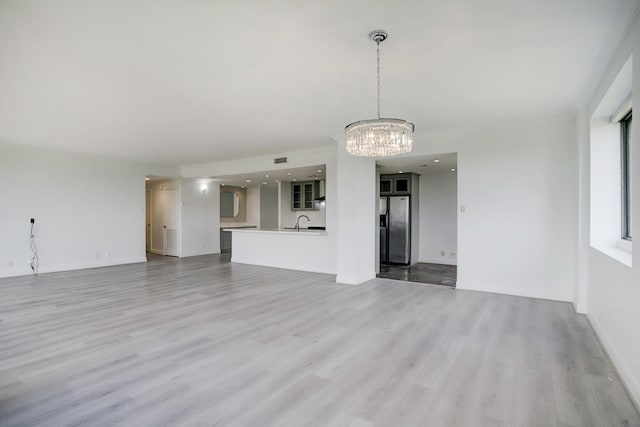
[[0, 257, 148, 279], [455, 280, 572, 302], [335, 271, 377, 285], [150, 248, 164, 256], [418, 257, 457, 266], [231, 258, 337, 276], [587, 313, 640, 412], [181, 249, 221, 257]]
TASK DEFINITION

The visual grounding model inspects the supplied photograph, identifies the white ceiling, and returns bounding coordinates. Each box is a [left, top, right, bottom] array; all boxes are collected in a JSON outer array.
[[0, 0, 633, 165], [213, 164, 326, 188], [378, 153, 457, 176]]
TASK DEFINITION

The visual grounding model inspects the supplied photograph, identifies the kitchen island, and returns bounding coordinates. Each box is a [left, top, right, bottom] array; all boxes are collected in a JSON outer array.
[[227, 228, 335, 274]]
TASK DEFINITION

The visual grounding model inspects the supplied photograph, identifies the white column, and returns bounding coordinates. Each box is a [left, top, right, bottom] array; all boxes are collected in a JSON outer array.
[[335, 138, 377, 285]]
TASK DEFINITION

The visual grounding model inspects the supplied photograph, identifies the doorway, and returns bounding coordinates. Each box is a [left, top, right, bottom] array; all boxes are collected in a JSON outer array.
[[145, 177, 181, 257], [375, 153, 458, 287]]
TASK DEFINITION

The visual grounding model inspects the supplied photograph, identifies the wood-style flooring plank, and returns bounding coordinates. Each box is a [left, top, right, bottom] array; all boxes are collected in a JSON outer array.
[[0, 254, 638, 426]]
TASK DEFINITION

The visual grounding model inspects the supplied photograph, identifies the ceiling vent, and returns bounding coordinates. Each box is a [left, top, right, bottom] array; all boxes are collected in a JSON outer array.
[[274, 157, 287, 164]]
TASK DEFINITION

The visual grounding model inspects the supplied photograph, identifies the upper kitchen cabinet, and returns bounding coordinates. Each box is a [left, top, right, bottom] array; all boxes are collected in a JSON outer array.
[[380, 174, 413, 195], [291, 181, 321, 211]]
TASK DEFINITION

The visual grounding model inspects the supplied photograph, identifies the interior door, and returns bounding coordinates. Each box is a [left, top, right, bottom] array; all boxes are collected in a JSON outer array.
[[163, 189, 179, 256], [145, 190, 151, 252]]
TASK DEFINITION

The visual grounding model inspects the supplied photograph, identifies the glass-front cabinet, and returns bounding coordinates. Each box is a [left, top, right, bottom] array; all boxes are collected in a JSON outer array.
[[380, 174, 411, 195], [291, 181, 319, 211], [292, 184, 302, 210], [303, 183, 315, 209]]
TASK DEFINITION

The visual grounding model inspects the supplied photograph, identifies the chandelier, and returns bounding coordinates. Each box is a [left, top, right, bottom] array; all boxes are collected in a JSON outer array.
[[345, 30, 414, 157]]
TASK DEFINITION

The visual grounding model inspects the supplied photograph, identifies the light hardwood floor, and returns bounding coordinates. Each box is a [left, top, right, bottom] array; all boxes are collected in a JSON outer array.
[[0, 254, 638, 426]]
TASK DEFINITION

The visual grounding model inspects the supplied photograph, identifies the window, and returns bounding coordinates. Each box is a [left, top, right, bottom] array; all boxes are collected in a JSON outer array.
[[621, 110, 632, 240]]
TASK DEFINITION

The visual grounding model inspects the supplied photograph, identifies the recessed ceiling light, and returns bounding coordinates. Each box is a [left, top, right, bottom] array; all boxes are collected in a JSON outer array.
[[314, 177, 319, 180], [245, 179, 251, 183], [451, 168, 456, 171], [317, 169, 322, 173], [262, 181, 268, 184], [434, 159, 440, 163], [292, 178, 297, 181], [398, 171, 403, 173], [287, 172, 292, 175], [221, 183, 225, 186], [265, 174, 269, 178], [241, 185, 245, 188]]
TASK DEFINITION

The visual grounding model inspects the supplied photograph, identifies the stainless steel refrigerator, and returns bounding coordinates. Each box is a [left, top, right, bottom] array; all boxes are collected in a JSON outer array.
[[379, 196, 411, 265]]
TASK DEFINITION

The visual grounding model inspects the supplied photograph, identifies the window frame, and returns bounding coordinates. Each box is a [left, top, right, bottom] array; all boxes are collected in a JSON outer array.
[[621, 110, 632, 241]]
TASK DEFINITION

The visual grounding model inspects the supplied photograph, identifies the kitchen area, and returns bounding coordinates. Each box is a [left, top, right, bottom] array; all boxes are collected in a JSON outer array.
[[216, 164, 335, 274], [376, 153, 458, 287]]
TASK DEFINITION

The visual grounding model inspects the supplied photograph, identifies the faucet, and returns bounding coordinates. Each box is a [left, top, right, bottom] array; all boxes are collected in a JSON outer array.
[[295, 214, 310, 232]]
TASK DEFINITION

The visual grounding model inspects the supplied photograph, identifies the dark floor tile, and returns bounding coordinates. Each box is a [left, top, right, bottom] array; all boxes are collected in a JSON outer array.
[[377, 262, 457, 287]]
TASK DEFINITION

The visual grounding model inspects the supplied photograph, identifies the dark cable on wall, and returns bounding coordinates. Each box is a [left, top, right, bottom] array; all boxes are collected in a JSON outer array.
[[29, 218, 38, 276]]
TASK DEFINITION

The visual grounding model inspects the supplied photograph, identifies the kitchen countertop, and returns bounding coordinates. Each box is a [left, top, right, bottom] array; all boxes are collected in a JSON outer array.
[[226, 228, 327, 236]]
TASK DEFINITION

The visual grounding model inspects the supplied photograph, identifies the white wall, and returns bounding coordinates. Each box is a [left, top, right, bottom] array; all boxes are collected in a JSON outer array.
[[419, 172, 457, 265], [246, 186, 260, 227], [260, 182, 279, 229], [407, 119, 578, 302], [0, 142, 177, 277], [590, 118, 625, 251], [180, 178, 220, 257], [231, 230, 335, 274], [336, 139, 377, 284], [578, 6, 640, 408]]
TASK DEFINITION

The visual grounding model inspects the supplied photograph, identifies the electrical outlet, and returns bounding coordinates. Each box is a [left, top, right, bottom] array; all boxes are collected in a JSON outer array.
[[451, 251, 456, 256]]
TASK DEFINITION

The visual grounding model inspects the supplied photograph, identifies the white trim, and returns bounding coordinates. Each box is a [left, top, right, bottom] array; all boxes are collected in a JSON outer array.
[[336, 274, 377, 285], [418, 257, 457, 266], [456, 280, 572, 302], [0, 257, 148, 279], [591, 245, 632, 268], [150, 248, 165, 255], [617, 238, 632, 254], [587, 313, 640, 412], [610, 95, 632, 123], [228, 228, 327, 236]]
